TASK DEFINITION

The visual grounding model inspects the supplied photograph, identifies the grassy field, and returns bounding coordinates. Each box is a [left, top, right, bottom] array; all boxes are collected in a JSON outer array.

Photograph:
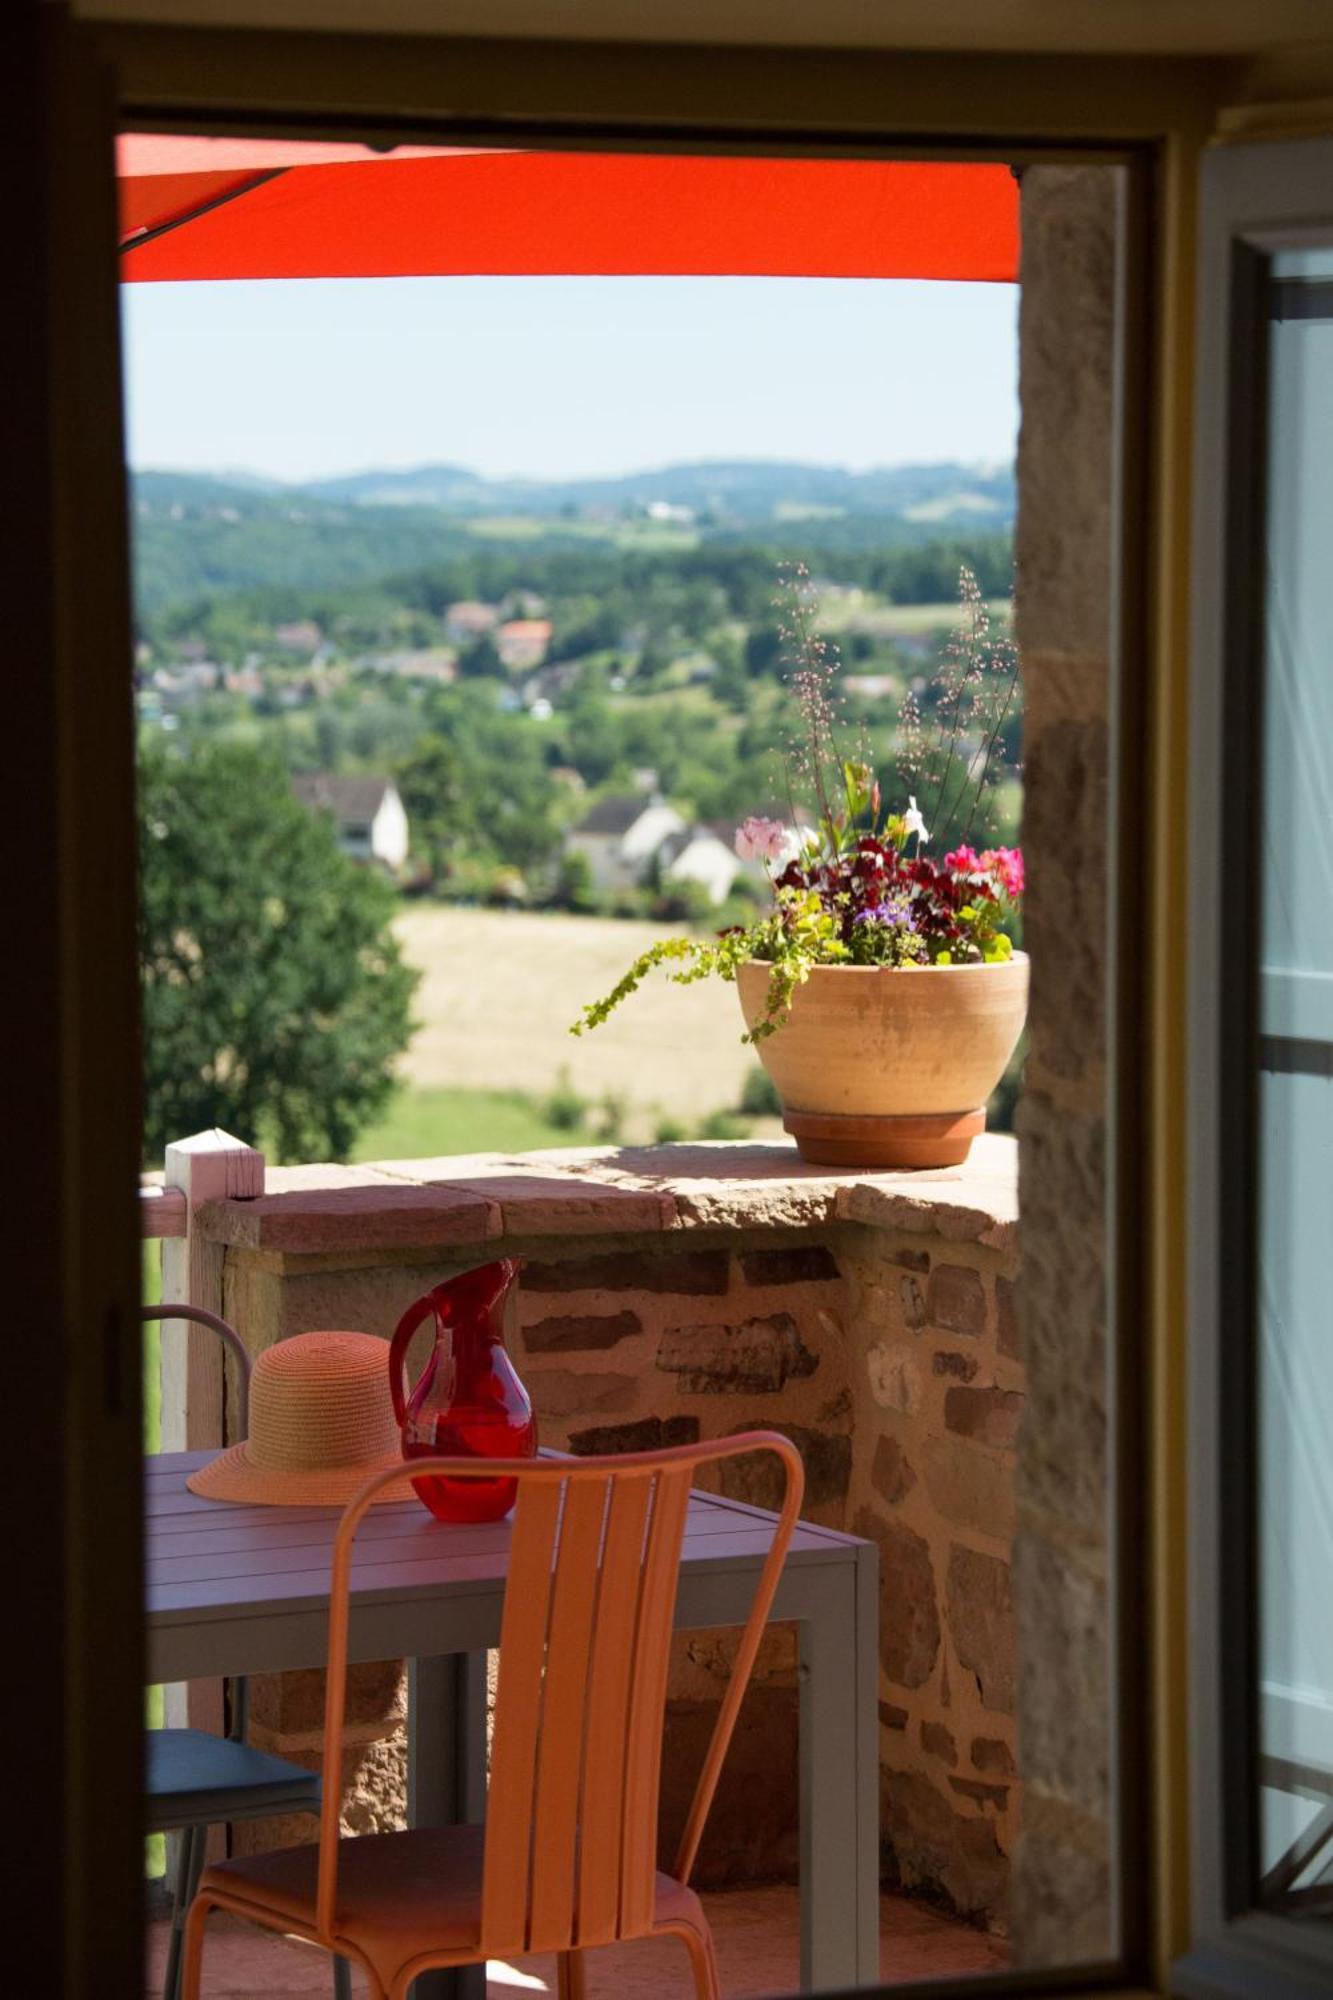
[[393, 905, 765, 1134], [352, 1084, 590, 1161]]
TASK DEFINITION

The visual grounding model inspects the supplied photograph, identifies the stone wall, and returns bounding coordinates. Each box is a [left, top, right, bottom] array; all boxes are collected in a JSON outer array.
[[195, 1136, 1021, 1928], [1010, 163, 1117, 1964]]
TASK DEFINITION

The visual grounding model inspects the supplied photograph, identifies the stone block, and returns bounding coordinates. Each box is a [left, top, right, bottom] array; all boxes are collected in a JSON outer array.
[[882, 1767, 1009, 1925], [659, 1686, 798, 1887], [866, 1342, 924, 1414], [198, 1179, 497, 1253], [719, 1423, 851, 1510], [950, 1775, 1010, 1811], [854, 1508, 940, 1690], [933, 1349, 979, 1381], [246, 1661, 402, 1740], [870, 1432, 917, 1505], [1010, 1790, 1111, 1968], [890, 1247, 931, 1272], [656, 1313, 818, 1393], [569, 1414, 700, 1455], [995, 1275, 1021, 1359], [739, 1245, 841, 1286], [879, 1702, 909, 1731], [526, 1368, 638, 1418], [521, 1309, 641, 1353], [928, 1265, 988, 1337], [947, 1546, 1016, 1714], [920, 1436, 1015, 1539], [944, 1386, 1025, 1449], [521, 1249, 729, 1295], [1012, 1531, 1108, 1813], [972, 1736, 1017, 1777], [900, 1274, 928, 1330], [921, 1721, 958, 1766]]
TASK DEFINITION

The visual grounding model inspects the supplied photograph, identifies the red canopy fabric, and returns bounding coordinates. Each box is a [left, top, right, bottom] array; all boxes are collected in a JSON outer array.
[[118, 138, 1018, 284]]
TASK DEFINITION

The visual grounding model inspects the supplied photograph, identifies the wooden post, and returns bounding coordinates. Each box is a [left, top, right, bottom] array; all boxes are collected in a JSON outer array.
[[160, 1129, 264, 1454], [159, 1130, 263, 1757]]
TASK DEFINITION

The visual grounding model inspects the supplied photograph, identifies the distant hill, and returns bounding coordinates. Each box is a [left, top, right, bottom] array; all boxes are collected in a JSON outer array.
[[297, 457, 1015, 525], [129, 459, 1014, 618]]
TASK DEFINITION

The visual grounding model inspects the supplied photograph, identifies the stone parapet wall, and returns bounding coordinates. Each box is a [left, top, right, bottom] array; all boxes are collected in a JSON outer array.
[[196, 1137, 1020, 1927]]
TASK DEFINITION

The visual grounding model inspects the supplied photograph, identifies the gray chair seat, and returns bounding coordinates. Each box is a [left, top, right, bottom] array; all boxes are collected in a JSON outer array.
[[146, 1726, 323, 1831]]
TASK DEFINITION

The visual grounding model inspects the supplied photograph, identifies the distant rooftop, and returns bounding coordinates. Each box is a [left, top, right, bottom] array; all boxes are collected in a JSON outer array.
[[572, 794, 657, 836], [291, 773, 396, 824]]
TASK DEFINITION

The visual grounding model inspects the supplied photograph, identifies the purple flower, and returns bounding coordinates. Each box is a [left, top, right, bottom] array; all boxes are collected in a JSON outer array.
[[855, 898, 917, 932]]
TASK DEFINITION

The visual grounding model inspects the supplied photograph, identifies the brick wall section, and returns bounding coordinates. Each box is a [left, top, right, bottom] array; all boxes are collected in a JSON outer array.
[[197, 1137, 1019, 1925]]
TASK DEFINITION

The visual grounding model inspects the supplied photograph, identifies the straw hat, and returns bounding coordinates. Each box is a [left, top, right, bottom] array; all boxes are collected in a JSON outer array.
[[188, 1331, 416, 1506]]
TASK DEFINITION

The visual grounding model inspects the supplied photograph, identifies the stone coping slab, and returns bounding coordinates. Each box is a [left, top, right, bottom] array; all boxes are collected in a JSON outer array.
[[193, 1135, 1017, 1256]]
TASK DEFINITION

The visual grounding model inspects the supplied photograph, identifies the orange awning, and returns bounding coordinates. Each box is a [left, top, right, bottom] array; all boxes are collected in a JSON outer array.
[[118, 138, 1018, 283]]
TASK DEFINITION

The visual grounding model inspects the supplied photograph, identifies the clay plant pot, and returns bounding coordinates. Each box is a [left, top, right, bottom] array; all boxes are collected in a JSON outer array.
[[736, 953, 1029, 1169]]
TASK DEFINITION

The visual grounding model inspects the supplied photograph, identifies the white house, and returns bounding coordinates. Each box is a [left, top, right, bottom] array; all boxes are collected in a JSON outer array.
[[291, 773, 410, 871], [564, 794, 687, 894], [661, 827, 742, 905]]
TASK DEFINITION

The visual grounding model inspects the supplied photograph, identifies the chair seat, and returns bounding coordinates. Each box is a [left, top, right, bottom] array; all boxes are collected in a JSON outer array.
[[202, 1823, 705, 1988], [146, 1728, 323, 1832]]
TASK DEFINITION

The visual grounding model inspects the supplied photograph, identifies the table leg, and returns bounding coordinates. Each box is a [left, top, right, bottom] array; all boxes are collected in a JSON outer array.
[[408, 1652, 488, 2000], [798, 1548, 879, 1990]]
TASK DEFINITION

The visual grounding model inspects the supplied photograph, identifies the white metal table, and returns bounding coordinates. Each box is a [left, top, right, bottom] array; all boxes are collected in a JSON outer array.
[[146, 1449, 878, 1997]]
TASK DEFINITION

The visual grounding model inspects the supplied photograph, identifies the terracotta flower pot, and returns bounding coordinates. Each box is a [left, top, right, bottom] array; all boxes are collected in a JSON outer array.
[[736, 953, 1029, 1169]]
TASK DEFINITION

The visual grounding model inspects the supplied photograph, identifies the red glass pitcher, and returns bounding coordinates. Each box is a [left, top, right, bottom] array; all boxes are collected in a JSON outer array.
[[389, 1258, 536, 1522]]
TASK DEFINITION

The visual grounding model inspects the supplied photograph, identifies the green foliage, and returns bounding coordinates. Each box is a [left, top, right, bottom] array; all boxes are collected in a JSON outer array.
[[698, 1109, 747, 1141], [738, 1066, 782, 1117], [541, 1068, 589, 1132], [139, 738, 417, 1164]]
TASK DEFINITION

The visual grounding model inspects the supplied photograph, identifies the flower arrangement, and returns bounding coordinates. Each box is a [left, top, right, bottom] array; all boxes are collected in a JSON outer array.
[[573, 563, 1023, 1043]]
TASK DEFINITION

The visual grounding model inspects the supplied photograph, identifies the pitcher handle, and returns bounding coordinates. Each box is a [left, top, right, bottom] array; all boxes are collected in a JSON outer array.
[[389, 1290, 444, 1427]]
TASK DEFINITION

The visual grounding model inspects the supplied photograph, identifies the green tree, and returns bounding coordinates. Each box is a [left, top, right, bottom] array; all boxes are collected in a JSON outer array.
[[139, 739, 417, 1164], [457, 634, 506, 679], [396, 731, 473, 888]]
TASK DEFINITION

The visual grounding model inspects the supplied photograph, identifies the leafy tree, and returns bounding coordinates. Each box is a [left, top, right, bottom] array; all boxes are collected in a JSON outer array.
[[139, 739, 417, 1163], [395, 731, 474, 888], [457, 635, 506, 679]]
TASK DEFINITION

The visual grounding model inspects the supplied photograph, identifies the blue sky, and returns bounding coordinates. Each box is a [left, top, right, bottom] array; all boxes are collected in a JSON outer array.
[[121, 275, 1018, 484]]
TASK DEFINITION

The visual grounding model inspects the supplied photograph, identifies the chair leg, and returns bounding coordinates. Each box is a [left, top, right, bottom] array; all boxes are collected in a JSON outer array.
[[557, 1949, 588, 2000], [179, 1891, 213, 2000], [332, 1951, 354, 1999], [162, 1827, 205, 2000], [675, 1921, 722, 2000]]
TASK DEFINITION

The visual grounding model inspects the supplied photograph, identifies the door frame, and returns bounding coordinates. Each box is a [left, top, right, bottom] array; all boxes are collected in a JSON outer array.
[[31, 12, 1237, 1990], [1180, 132, 1333, 2000]]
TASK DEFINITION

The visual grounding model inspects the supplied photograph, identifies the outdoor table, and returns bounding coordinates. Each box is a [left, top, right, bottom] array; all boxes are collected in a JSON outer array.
[[146, 1449, 879, 1998]]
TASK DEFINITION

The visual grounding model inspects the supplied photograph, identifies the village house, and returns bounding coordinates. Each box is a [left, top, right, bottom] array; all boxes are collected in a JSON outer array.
[[290, 773, 410, 871], [659, 822, 743, 904], [563, 792, 688, 894], [272, 618, 323, 656], [442, 599, 500, 644], [495, 617, 553, 671]]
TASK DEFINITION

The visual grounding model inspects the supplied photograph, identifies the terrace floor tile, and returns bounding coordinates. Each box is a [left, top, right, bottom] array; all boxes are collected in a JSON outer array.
[[147, 1883, 1008, 1995]]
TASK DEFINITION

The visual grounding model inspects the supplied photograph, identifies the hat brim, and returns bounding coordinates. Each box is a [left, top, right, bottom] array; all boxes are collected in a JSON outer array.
[[187, 1441, 420, 1508]]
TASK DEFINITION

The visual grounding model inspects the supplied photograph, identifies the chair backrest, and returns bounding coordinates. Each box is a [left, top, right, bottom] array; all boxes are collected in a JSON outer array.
[[315, 1436, 803, 1955], [142, 1302, 252, 1433], [145, 1304, 253, 1738]]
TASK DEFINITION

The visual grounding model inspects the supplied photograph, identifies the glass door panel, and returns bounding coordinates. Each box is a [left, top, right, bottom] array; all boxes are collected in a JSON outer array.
[[1256, 245, 1333, 1912]]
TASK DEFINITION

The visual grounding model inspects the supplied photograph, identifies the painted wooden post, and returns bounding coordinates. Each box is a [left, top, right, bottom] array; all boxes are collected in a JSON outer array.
[[159, 1130, 263, 1757], [160, 1129, 264, 1454]]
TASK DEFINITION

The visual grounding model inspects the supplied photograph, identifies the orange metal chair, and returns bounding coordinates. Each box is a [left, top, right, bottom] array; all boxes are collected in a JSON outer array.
[[180, 1433, 803, 2000]]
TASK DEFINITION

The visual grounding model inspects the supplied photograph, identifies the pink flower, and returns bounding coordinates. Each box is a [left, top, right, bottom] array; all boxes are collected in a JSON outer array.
[[981, 847, 1025, 898], [944, 844, 984, 875], [735, 816, 791, 864]]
